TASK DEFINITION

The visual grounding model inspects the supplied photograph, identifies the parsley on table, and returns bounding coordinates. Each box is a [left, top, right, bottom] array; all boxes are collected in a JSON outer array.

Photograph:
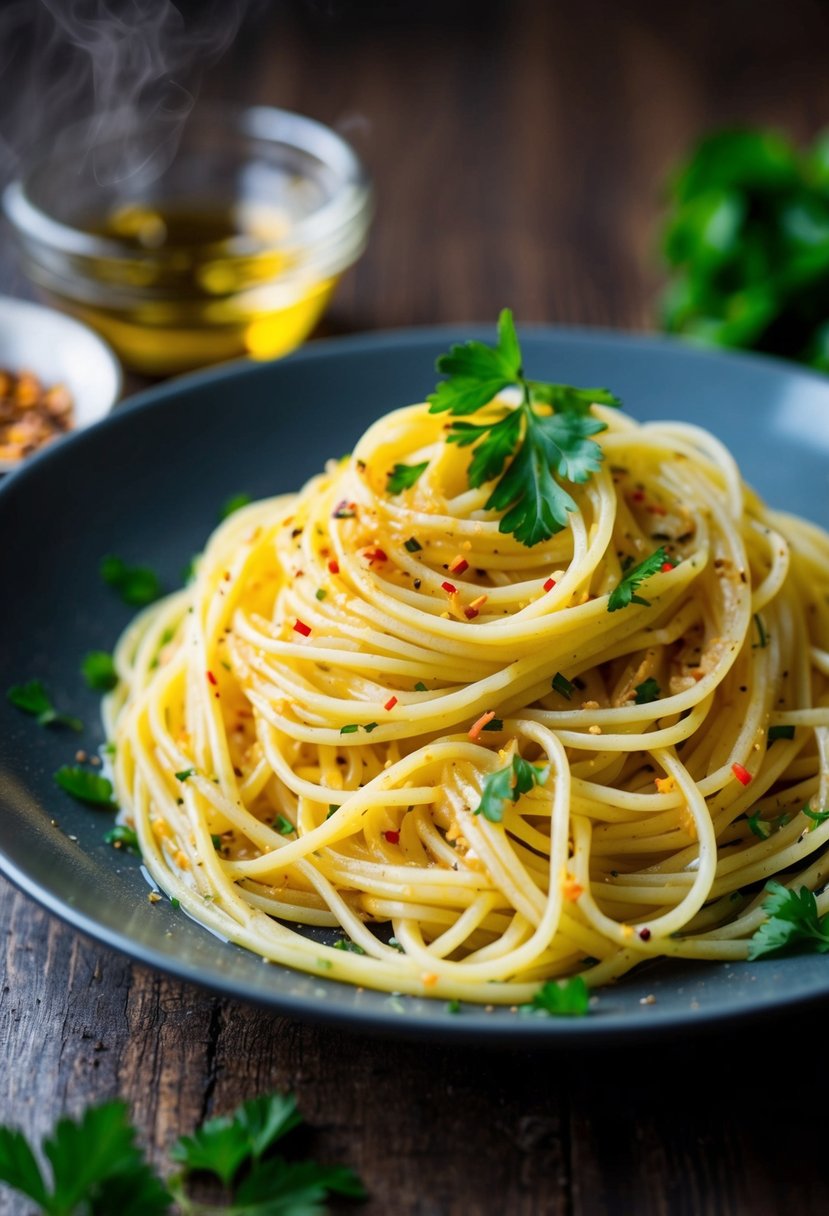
[[387, 460, 429, 494], [0, 1100, 172, 1216], [82, 651, 118, 692], [748, 880, 829, 960], [105, 824, 140, 854], [101, 555, 162, 607], [634, 677, 661, 704], [474, 754, 550, 824], [0, 1091, 365, 1215], [607, 547, 669, 612], [54, 766, 115, 808], [427, 309, 620, 546], [520, 975, 590, 1017], [7, 680, 82, 731], [219, 491, 252, 521]]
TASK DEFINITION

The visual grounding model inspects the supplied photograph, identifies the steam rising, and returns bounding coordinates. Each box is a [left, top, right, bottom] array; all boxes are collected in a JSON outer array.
[[0, 0, 261, 183]]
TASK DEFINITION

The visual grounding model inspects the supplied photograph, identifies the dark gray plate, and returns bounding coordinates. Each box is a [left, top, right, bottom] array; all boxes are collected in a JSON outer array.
[[2, 326, 828, 1044]]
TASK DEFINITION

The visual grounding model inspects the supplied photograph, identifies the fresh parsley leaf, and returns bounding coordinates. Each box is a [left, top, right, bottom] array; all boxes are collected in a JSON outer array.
[[0, 1128, 49, 1209], [7, 680, 83, 731], [234, 1157, 366, 1209], [748, 879, 829, 960], [428, 310, 620, 547], [54, 766, 115, 808], [275, 815, 295, 836], [634, 677, 661, 704], [607, 547, 669, 613], [101, 555, 162, 607], [803, 805, 829, 829], [171, 1093, 303, 1187], [339, 724, 359, 735], [105, 825, 140, 854], [387, 461, 429, 494], [220, 491, 252, 520], [404, 536, 423, 553], [474, 754, 550, 823], [82, 651, 118, 692], [521, 975, 590, 1017], [551, 672, 573, 700]]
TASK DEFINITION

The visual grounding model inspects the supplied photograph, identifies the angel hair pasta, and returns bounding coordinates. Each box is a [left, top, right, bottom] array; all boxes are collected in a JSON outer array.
[[104, 314, 829, 1005]]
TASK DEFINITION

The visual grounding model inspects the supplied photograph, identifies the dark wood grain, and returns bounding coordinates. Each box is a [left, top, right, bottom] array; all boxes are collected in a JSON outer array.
[[4, 1, 829, 1211]]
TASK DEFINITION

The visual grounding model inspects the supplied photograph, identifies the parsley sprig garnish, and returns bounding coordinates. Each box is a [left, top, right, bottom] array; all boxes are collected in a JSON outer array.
[[748, 880, 829, 959], [7, 680, 82, 731], [474, 753, 550, 823], [0, 1092, 365, 1215], [427, 310, 620, 546], [387, 460, 429, 494], [607, 547, 669, 613], [520, 975, 590, 1018]]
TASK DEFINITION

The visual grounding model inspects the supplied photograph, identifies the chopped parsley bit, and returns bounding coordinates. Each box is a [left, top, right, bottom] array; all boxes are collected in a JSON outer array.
[[170, 897, 180, 909], [475, 754, 550, 823], [551, 672, 574, 700], [768, 724, 795, 743], [54, 765, 115, 807], [364, 722, 379, 733], [747, 811, 770, 839], [103, 741, 116, 757], [334, 937, 367, 955], [175, 768, 195, 782], [101, 554, 162, 606], [275, 815, 295, 836], [752, 613, 768, 649], [317, 957, 333, 971], [428, 309, 620, 546], [104, 824, 140, 853], [387, 461, 429, 494], [210, 834, 223, 850], [81, 651, 118, 692], [339, 724, 359, 735], [7, 680, 83, 731], [315, 588, 327, 601], [803, 806, 829, 829], [327, 804, 339, 818], [520, 975, 590, 1017], [387, 937, 404, 952], [482, 717, 504, 732], [634, 677, 661, 705], [447, 998, 461, 1014], [748, 880, 829, 959], [414, 681, 428, 691], [219, 491, 252, 520], [404, 536, 423, 553], [607, 547, 669, 612]]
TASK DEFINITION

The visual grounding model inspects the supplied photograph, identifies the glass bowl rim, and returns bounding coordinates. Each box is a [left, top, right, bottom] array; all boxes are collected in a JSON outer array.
[[3, 102, 372, 262]]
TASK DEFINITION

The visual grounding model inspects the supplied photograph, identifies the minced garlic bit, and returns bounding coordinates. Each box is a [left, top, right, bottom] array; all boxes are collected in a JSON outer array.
[[588, 724, 602, 735]]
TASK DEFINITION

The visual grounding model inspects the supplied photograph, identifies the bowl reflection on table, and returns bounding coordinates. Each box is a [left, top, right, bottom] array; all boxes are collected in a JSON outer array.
[[3, 104, 373, 376]]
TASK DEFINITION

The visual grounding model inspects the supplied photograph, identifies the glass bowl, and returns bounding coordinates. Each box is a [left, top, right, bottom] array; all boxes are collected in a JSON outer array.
[[3, 105, 373, 375]]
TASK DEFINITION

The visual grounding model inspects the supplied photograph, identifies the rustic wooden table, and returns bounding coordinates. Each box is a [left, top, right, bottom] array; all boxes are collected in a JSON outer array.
[[3, 2, 829, 1211]]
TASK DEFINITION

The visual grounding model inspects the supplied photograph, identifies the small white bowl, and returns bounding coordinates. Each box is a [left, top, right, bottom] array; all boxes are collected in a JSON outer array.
[[0, 295, 121, 473]]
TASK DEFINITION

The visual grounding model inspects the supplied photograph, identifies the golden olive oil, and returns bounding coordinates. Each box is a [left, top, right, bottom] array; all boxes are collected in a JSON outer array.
[[59, 202, 336, 375]]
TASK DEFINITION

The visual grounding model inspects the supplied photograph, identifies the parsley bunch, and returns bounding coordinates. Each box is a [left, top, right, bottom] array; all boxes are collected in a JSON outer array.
[[0, 1092, 365, 1215], [660, 128, 829, 368], [474, 753, 549, 823], [428, 310, 620, 546]]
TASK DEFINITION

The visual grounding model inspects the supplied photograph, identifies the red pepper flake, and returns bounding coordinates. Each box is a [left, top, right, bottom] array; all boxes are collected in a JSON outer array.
[[731, 762, 752, 786], [206, 670, 217, 686], [364, 548, 388, 565], [384, 695, 398, 711], [441, 580, 457, 595], [661, 561, 675, 573], [543, 576, 556, 592], [328, 559, 340, 574], [631, 490, 645, 502], [293, 620, 312, 638], [468, 710, 496, 740], [448, 555, 469, 575], [384, 829, 400, 844], [638, 927, 651, 942], [464, 606, 479, 620]]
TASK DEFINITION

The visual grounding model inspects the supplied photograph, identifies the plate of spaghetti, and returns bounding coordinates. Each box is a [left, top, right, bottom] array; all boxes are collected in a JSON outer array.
[[2, 316, 829, 1042]]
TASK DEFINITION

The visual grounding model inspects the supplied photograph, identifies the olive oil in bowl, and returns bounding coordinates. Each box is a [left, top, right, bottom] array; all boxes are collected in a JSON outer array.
[[5, 106, 372, 375]]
